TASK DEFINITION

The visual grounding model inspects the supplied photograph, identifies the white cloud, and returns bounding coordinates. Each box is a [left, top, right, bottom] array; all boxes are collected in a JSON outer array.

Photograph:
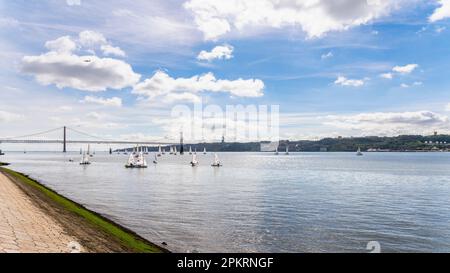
[[324, 111, 449, 136], [435, 26, 446, 33], [430, 0, 450, 22], [380, 73, 393, 79], [77, 30, 127, 57], [78, 30, 107, 48], [321, 51, 333, 60], [392, 64, 418, 74], [184, 0, 397, 40], [197, 44, 234, 61], [21, 31, 139, 92], [334, 76, 365, 87], [446, 103, 450, 112], [82, 96, 123, 107], [22, 52, 140, 92], [400, 83, 409, 88], [45, 36, 77, 54], [101, 44, 126, 57], [162, 92, 202, 104], [0, 111, 23, 122], [86, 111, 102, 120], [66, 0, 81, 6], [133, 70, 264, 102]]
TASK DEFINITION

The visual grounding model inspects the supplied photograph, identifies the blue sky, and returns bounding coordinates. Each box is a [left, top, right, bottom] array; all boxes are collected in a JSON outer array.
[[1, 0, 450, 145]]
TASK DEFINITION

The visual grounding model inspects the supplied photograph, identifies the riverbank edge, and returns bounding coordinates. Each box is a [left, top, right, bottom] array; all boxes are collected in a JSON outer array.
[[0, 167, 169, 253]]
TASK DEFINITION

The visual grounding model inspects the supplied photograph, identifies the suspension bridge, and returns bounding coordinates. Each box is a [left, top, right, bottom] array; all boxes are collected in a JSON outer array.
[[0, 126, 179, 152]]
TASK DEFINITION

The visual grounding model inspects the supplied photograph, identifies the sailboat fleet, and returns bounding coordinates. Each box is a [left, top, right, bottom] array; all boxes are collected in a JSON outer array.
[[125, 146, 148, 168], [71, 144, 217, 168]]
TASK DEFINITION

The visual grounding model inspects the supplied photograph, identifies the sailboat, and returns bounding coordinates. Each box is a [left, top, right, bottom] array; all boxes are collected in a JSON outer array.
[[194, 148, 197, 155], [285, 146, 289, 155], [203, 147, 207, 155], [356, 147, 363, 156], [87, 144, 93, 157], [189, 146, 192, 155], [173, 146, 178, 155], [125, 145, 148, 168], [157, 146, 162, 157], [169, 146, 173, 155], [275, 147, 279, 155], [153, 154, 158, 164], [0, 149, 4, 156], [144, 147, 149, 155], [162, 148, 166, 155], [211, 153, 222, 167], [190, 153, 199, 166], [80, 149, 91, 165]]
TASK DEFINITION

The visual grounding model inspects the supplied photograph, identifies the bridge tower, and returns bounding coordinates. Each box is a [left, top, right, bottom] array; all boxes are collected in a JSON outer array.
[[179, 131, 184, 155], [63, 126, 67, 153]]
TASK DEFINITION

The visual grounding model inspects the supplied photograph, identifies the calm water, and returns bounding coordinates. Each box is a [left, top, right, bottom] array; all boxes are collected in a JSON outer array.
[[2, 151, 450, 253]]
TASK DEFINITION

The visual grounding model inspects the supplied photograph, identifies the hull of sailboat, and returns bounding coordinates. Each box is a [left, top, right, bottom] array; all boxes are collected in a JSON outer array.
[[125, 164, 148, 168]]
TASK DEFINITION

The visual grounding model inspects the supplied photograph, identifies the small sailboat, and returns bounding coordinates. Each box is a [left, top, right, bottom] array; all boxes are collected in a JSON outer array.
[[157, 145, 162, 157], [203, 147, 207, 155], [275, 147, 279, 155], [189, 146, 192, 155], [285, 146, 289, 155], [162, 148, 166, 155], [190, 154, 199, 166], [169, 146, 173, 155], [356, 147, 363, 156], [153, 154, 158, 164], [173, 146, 178, 155], [194, 148, 197, 155], [80, 150, 91, 165], [87, 144, 93, 157], [211, 153, 222, 167]]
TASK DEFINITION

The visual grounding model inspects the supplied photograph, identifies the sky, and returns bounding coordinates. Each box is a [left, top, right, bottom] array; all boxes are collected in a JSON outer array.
[[1, 0, 450, 147]]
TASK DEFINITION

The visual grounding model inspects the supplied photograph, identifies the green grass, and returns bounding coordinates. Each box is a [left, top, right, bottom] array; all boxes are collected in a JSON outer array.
[[1, 167, 166, 253]]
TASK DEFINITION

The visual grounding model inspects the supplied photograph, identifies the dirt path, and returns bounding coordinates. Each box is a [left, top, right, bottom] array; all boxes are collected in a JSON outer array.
[[0, 170, 146, 253], [0, 171, 80, 253]]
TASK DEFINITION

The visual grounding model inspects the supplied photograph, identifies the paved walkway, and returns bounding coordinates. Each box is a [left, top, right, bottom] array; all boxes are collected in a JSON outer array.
[[0, 172, 80, 253]]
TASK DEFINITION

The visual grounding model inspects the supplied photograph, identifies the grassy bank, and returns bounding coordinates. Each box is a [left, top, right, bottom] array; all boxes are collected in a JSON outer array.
[[0, 167, 168, 253]]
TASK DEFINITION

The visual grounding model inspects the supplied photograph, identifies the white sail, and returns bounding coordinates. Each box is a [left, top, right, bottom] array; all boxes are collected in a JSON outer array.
[[191, 154, 198, 166], [212, 153, 221, 167], [285, 146, 289, 155], [189, 146, 192, 154], [357, 147, 363, 156], [80, 149, 90, 165], [275, 147, 279, 155], [203, 147, 207, 154], [174, 146, 177, 155]]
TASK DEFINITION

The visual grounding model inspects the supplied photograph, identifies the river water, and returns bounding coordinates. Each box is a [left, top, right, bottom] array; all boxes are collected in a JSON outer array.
[[2, 151, 450, 252]]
